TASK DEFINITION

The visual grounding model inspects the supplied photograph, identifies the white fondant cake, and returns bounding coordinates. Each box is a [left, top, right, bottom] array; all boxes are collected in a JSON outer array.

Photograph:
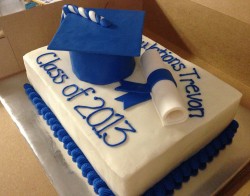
[[23, 36, 241, 196]]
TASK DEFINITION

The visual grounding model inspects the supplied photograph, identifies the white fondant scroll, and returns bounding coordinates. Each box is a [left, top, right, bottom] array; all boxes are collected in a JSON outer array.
[[140, 50, 188, 126]]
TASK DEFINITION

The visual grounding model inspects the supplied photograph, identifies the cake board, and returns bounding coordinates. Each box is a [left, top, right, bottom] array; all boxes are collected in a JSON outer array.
[[0, 72, 250, 196]]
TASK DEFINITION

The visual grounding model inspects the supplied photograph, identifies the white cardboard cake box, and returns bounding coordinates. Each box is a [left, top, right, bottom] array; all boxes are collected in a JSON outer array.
[[0, 0, 250, 195]]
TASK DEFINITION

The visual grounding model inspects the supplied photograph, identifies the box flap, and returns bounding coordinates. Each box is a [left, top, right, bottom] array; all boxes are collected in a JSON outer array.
[[190, 0, 250, 25]]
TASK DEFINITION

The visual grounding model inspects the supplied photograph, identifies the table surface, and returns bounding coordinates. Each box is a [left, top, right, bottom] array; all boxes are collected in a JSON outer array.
[[0, 72, 250, 196]]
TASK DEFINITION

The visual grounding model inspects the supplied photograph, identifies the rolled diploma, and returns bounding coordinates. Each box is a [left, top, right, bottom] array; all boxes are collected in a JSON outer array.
[[141, 50, 188, 126]]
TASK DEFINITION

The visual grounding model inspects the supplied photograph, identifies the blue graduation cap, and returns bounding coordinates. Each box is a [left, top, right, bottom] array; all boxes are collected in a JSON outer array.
[[48, 5, 145, 85]]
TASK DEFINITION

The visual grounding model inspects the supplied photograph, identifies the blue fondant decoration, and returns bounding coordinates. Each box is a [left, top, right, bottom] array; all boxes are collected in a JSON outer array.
[[70, 51, 135, 85], [115, 80, 150, 93], [115, 91, 151, 110], [81, 163, 93, 177], [87, 170, 98, 185], [49, 9, 144, 57], [76, 155, 88, 169], [67, 142, 77, 156], [147, 68, 177, 89], [24, 83, 239, 196], [61, 5, 112, 28], [98, 187, 114, 196], [72, 148, 83, 162], [115, 68, 177, 109], [48, 8, 145, 85], [62, 136, 71, 149]]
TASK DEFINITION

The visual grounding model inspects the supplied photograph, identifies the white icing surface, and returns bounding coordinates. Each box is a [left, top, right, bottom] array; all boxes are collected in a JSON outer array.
[[141, 50, 188, 126], [23, 36, 242, 196]]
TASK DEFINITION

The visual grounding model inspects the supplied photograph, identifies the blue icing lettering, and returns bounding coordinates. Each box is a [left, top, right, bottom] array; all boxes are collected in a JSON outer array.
[[36, 52, 136, 147], [142, 42, 187, 72], [146, 43, 160, 52], [36, 52, 58, 64], [39, 58, 60, 69], [49, 69, 68, 84], [74, 96, 105, 119], [158, 48, 168, 56], [48, 68, 63, 78], [73, 94, 136, 147], [162, 52, 174, 62], [63, 84, 95, 101], [86, 107, 115, 138], [188, 107, 205, 118], [172, 63, 186, 72], [186, 84, 200, 94], [92, 113, 124, 138], [179, 67, 201, 79], [188, 97, 203, 108], [36, 52, 69, 84], [180, 68, 204, 118], [53, 73, 68, 84], [168, 58, 180, 66], [103, 120, 136, 147], [159, 49, 187, 72], [44, 64, 57, 72], [63, 84, 80, 97], [87, 107, 114, 127], [141, 41, 149, 50]]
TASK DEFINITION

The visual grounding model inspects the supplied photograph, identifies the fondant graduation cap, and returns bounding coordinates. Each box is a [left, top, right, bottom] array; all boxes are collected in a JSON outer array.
[[48, 5, 145, 85]]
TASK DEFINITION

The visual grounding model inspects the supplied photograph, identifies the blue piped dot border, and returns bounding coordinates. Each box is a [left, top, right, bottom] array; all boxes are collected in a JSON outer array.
[[24, 83, 238, 196]]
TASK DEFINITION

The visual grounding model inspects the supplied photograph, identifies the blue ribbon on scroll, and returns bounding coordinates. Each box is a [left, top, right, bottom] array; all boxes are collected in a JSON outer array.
[[115, 68, 177, 109]]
